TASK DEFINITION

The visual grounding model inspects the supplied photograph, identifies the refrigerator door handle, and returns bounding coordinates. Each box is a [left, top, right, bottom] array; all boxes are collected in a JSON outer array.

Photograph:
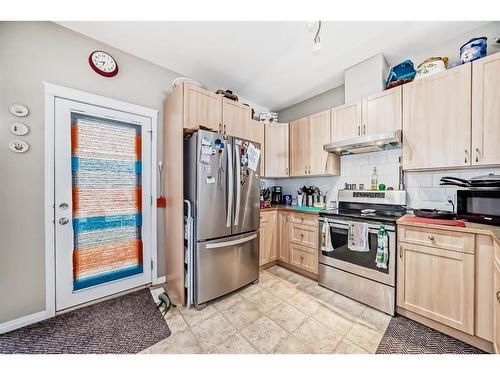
[[205, 233, 257, 249], [234, 144, 241, 227], [226, 143, 233, 228]]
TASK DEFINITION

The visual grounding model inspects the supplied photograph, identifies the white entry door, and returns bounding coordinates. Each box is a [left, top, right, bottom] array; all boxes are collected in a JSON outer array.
[[55, 97, 152, 311]]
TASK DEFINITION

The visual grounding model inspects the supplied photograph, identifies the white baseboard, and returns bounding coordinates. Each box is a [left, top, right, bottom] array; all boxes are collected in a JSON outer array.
[[0, 310, 52, 334], [152, 276, 166, 285]]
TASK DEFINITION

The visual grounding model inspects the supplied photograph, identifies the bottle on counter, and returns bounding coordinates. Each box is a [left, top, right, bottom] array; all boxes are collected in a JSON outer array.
[[371, 167, 378, 190]]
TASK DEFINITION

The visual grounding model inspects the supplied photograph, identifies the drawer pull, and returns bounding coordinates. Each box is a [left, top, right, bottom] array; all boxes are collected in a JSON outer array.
[[300, 233, 304, 238], [497, 291, 500, 303], [428, 235, 435, 241]]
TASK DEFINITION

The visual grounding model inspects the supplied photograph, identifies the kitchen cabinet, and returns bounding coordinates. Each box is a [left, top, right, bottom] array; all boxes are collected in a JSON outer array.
[[309, 110, 340, 175], [290, 243, 318, 275], [264, 123, 289, 177], [289, 112, 340, 177], [494, 241, 500, 354], [397, 241, 475, 334], [331, 101, 362, 141], [472, 52, 500, 166], [289, 117, 310, 176], [250, 119, 265, 175], [361, 86, 402, 136], [183, 83, 222, 131], [222, 97, 251, 139], [278, 212, 290, 263], [259, 211, 278, 266], [402, 63, 472, 170]]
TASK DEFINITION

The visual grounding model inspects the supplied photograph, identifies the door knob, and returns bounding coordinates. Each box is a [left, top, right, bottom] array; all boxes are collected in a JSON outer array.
[[59, 217, 69, 225], [428, 235, 435, 241]]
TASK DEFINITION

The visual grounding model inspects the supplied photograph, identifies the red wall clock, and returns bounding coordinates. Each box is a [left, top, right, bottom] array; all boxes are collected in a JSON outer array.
[[88, 50, 119, 77]]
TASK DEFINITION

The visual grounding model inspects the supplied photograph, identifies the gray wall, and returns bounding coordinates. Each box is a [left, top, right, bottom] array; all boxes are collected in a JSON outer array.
[[0, 21, 183, 324], [277, 85, 344, 123]]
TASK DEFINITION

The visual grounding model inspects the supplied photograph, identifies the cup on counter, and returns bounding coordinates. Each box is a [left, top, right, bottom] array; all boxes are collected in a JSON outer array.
[[297, 194, 303, 206]]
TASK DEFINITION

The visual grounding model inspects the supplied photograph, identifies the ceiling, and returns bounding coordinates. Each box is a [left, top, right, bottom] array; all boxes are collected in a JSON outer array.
[[57, 21, 488, 111]]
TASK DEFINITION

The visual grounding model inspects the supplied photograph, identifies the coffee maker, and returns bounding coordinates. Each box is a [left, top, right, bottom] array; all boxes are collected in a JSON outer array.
[[271, 186, 283, 204]]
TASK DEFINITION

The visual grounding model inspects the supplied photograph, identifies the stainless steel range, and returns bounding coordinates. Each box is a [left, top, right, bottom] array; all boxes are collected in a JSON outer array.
[[318, 189, 406, 315]]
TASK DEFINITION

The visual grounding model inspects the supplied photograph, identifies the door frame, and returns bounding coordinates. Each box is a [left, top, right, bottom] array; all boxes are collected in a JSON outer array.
[[44, 82, 159, 318]]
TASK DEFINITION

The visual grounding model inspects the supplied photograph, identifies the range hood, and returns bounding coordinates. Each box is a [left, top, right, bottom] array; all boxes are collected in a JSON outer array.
[[323, 129, 402, 155]]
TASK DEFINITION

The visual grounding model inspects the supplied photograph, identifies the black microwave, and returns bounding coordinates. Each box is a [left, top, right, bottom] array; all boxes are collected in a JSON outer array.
[[457, 190, 500, 226]]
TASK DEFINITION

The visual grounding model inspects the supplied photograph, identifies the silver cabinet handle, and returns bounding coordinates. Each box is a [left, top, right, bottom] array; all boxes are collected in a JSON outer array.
[[399, 245, 403, 258], [428, 235, 435, 241], [475, 148, 480, 163], [358, 126, 360, 136], [226, 143, 233, 228], [363, 124, 366, 135], [234, 144, 241, 227], [464, 149, 468, 164], [496, 290, 500, 303], [59, 217, 69, 225], [285, 167, 289, 176]]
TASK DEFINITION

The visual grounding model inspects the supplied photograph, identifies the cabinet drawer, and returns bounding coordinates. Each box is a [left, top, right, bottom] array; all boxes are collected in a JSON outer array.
[[289, 223, 318, 248], [398, 225, 474, 254], [288, 213, 317, 227], [290, 243, 318, 275]]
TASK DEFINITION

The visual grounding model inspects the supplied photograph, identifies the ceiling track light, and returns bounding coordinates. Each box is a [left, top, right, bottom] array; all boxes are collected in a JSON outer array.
[[313, 20, 322, 52]]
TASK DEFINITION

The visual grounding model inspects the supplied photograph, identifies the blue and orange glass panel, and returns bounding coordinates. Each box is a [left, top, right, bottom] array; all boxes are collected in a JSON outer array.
[[70, 113, 143, 291]]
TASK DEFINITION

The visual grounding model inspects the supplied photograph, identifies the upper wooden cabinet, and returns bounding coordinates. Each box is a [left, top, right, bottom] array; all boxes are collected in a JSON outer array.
[[309, 110, 338, 175], [472, 52, 500, 166], [222, 97, 251, 139], [183, 84, 222, 131], [264, 123, 289, 177], [250, 119, 265, 176], [290, 112, 340, 177], [331, 101, 361, 141], [362, 86, 402, 136], [289, 117, 311, 176], [402, 63, 472, 170]]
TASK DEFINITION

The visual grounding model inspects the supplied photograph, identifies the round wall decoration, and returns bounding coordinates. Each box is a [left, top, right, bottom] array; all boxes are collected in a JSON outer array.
[[88, 50, 119, 77]]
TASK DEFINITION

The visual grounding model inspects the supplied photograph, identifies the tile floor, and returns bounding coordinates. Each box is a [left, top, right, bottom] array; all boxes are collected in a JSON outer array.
[[142, 265, 392, 354]]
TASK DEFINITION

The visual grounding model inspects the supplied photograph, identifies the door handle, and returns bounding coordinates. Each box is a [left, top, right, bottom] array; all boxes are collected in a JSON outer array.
[[475, 148, 480, 163], [464, 149, 468, 164], [234, 144, 241, 227], [399, 245, 403, 258], [206, 233, 258, 249], [497, 290, 500, 303], [358, 126, 360, 136], [59, 217, 69, 225], [363, 124, 366, 135], [226, 143, 233, 228]]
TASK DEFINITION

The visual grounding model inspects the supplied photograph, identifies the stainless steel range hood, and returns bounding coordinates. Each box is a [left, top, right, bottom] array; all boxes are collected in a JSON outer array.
[[323, 129, 402, 155]]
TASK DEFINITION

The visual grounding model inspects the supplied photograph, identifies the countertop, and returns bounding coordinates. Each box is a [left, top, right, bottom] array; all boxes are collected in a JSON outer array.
[[260, 205, 324, 215], [397, 214, 500, 244]]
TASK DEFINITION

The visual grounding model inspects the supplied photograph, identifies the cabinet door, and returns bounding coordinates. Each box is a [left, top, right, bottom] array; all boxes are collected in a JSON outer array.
[[331, 101, 362, 141], [278, 212, 290, 263], [289, 117, 310, 176], [493, 257, 500, 354], [472, 52, 500, 166], [397, 242, 474, 334], [309, 110, 340, 175], [403, 64, 471, 170], [259, 212, 277, 266], [290, 243, 318, 275], [251, 120, 265, 176], [222, 98, 251, 139], [264, 123, 289, 177], [362, 86, 402, 136], [183, 84, 222, 131]]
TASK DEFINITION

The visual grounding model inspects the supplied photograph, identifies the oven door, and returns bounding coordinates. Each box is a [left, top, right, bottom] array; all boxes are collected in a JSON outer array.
[[318, 218, 396, 286]]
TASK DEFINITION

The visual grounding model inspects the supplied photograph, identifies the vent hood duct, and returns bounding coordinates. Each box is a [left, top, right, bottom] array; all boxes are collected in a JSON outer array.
[[323, 130, 402, 156]]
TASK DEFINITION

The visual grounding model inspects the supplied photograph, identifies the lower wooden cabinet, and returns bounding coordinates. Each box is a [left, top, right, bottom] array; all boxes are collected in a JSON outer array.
[[494, 242, 500, 353], [259, 211, 277, 266], [289, 242, 318, 275], [397, 241, 475, 334], [278, 212, 290, 263]]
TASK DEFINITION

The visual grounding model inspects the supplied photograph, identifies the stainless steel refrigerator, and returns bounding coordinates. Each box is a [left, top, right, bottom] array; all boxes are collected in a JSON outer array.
[[184, 129, 260, 308]]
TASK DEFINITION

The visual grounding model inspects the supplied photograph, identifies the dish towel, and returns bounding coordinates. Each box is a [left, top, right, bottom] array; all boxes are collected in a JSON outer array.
[[321, 220, 334, 252], [348, 221, 369, 252]]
